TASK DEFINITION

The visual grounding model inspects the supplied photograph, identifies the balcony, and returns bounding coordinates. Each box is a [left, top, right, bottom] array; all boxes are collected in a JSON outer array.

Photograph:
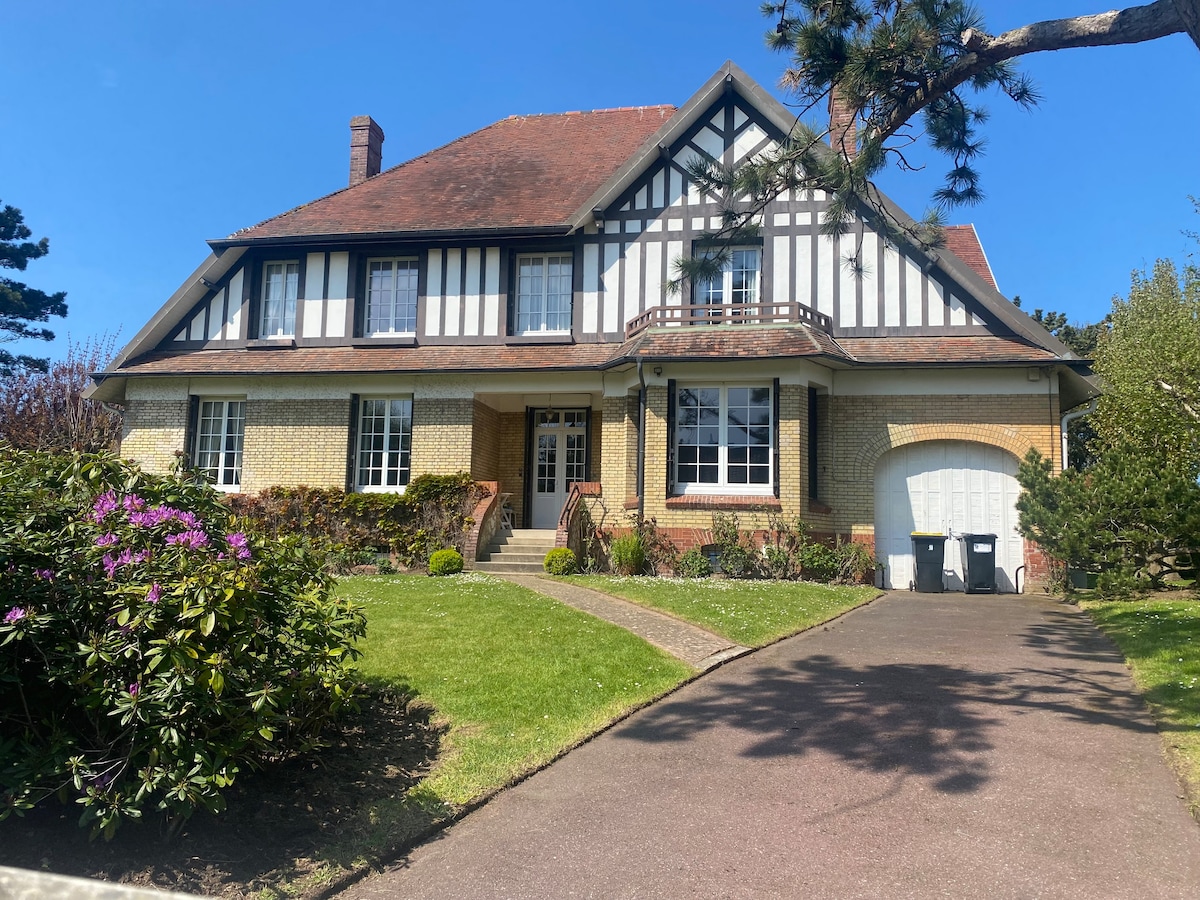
[[624, 300, 833, 341]]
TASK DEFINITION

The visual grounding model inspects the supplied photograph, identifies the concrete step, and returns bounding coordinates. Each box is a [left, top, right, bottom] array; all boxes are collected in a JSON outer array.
[[473, 560, 547, 575], [478, 550, 550, 564]]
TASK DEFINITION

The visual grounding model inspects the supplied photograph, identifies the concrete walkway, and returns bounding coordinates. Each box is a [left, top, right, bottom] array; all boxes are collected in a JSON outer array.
[[497, 574, 751, 670], [341, 591, 1200, 899]]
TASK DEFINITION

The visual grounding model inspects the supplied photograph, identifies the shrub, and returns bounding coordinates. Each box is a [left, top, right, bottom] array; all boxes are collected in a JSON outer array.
[[428, 548, 464, 576], [0, 447, 366, 837], [543, 547, 578, 576], [834, 540, 877, 585], [711, 512, 757, 578], [799, 540, 840, 583], [609, 532, 647, 576], [226, 473, 486, 570], [675, 548, 713, 578]]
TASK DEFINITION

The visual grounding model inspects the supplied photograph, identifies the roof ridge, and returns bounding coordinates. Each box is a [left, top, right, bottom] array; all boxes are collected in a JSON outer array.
[[505, 104, 676, 119]]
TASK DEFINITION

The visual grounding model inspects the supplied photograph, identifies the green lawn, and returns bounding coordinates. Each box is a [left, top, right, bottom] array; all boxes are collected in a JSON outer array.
[[341, 573, 692, 805], [1081, 598, 1200, 815], [565, 575, 879, 646]]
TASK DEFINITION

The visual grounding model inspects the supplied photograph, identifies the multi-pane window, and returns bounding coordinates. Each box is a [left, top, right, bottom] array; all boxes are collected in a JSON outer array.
[[356, 397, 413, 491], [516, 255, 572, 333], [366, 258, 418, 335], [261, 261, 299, 337], [676, 385, 772, 492], [195, 399, 245, 490], [698, 248, 760, 306]]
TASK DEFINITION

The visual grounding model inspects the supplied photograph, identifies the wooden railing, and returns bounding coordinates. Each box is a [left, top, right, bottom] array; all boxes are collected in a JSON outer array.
[[624, 300, 833, 340]]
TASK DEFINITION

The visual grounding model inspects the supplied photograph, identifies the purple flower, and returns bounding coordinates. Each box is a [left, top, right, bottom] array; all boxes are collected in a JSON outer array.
[[128, 682, 140, 697], [95, 533, 120, 547], [89, 491, 119, 523], [4, 607, 27, 624], [226, 533, 252, 561], [34, 569, 55, 581], [102, 554, 118, 578], [165, 529, 209, 550], [122, 495, 146, 513], [146, 583, 162, 604]]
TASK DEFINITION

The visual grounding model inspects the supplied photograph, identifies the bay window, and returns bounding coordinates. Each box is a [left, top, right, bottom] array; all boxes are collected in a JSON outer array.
[[674, 384, 773, 493]]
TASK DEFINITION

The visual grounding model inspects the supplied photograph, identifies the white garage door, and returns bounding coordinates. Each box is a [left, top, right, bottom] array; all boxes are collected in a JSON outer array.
[[874, 441, 1023, 593]]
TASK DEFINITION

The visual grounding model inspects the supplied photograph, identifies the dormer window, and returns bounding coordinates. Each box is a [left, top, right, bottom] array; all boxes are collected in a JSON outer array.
[[261, 261, 299, 338], [366, 257, 418, 335], [698, 247, 760, 306], [515, 254, 572, 334]]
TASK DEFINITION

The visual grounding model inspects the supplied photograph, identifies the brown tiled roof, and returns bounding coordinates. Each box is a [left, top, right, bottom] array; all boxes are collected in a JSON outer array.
[[230, 107, 676, 241], [836, 336, 1057, 364], [108, 324, 854, 380], [941, 225, 997, 290]]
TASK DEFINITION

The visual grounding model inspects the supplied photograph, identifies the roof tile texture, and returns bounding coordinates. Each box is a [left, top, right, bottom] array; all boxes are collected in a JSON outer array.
[[234, 107, 676, 240], [941, 225, 997, 290]]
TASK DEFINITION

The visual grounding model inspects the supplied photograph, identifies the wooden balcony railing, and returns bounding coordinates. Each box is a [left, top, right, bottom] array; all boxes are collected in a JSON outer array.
[[624, 300, 833, 340]]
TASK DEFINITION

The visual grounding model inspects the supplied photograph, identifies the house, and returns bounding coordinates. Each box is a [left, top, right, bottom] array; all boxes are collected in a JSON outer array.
[[88, 62, 1093, 592]]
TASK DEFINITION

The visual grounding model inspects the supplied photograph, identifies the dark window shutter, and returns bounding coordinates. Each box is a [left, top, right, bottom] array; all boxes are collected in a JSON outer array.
[[584, 407, 593, 482], [666, 379, 677, 496], [523, 407, 536, 529], [772, 378, 781, 499], [808, 387, 819, 500], [184, 395, 200, 467], [345, 394, 361, 493]]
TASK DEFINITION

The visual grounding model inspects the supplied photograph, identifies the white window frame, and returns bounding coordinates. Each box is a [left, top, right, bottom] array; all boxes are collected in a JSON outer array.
[[674, 383, 773, 496], [260, 260, 299, 338], [366, 257, 419, 336], [355, 396, 413, 493], [697, 247, 761, 306], [194, 397, 245, 491], [515, 253, 573, 334]]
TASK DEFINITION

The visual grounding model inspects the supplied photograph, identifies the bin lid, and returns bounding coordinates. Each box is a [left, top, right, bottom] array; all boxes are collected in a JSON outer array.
[[959, 533, 997, 540], [910, 531, 947, 540]]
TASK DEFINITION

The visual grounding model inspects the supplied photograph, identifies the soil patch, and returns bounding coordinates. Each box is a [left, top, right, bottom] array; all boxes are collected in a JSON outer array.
[[0, 686, 444, 897]]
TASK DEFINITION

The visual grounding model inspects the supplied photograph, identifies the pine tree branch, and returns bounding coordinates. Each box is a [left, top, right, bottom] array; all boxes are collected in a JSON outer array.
[[873, 1, 1196, 146]]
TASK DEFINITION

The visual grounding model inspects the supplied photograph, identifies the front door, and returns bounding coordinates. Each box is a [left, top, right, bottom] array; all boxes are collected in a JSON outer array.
[[530, 409, 588, 529]]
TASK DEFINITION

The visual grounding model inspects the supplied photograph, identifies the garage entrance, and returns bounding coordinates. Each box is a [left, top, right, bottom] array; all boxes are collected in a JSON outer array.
[[874, 440, 1023, 592]]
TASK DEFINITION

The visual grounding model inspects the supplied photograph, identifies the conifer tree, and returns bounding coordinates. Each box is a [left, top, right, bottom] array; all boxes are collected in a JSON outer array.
[[1, 201, 68, 375]]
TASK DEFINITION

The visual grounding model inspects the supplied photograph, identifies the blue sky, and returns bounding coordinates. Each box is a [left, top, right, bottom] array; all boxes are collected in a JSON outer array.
[[3, 1, 1197, 364]]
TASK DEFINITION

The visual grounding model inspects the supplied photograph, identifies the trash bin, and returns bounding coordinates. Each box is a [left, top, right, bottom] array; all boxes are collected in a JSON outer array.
[[910, 533, 947, 592], [959, 533, 997, 593]]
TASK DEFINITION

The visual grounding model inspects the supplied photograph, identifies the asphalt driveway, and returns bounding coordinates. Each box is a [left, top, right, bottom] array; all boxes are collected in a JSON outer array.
[[341, 591, 1200, 899]]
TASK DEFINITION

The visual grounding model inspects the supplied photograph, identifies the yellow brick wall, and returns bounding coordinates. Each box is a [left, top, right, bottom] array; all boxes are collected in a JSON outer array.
[[599, 395, 633, 509], [496, 411, 526, 525], [828, 392, 1059, 536], [471, 400, 501, 481], [410, 397, 474, 476], [241, 399, 349, 493], [120, 399, 189, 476]]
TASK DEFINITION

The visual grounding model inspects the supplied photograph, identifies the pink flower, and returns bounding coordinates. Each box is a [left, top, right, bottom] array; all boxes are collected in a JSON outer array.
[[34, 569, 55, 581], [102, 554, 118, 578], [165, 530, 209, 549], [146, 583, 162, 604], [122, 495, 146, 513], [226, 533, 252, 561], [89, 491, 119, 523], [128, 682, 140, 697], [4, 607, 27, 624], [95, 533, 120, 547]]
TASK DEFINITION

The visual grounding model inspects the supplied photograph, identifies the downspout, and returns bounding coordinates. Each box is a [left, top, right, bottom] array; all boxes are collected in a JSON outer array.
[[636, 359, 647, 519], [1061, 399, 1098, 471]]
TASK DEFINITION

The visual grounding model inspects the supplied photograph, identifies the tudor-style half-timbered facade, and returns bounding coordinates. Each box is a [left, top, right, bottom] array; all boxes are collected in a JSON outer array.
[[89, 62, 1094, 592]]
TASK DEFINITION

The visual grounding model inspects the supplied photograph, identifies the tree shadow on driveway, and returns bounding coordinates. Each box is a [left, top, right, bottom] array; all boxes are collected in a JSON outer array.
[[615, 605, 1155, 797]]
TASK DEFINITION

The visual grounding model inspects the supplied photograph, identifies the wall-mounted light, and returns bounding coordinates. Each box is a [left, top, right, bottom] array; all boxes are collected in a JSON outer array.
[[653, 366, 663, 377], [592, 207, 605, 228], [200, 277, 218, 290]]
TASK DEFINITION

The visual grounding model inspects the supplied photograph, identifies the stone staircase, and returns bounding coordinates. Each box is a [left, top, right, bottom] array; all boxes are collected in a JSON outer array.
[[473, 528, 557, 575]]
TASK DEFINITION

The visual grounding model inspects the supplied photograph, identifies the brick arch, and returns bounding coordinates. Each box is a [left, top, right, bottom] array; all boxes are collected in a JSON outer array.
[[852, 424, 1035, 482]]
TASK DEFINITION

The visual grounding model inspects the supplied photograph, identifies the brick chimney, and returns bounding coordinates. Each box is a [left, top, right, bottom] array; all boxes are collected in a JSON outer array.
[[349, 115, 385, 187], [828, 88, 857, 160]]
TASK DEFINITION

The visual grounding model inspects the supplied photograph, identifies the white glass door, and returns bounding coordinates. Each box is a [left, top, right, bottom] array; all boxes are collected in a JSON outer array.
[[530, 409, 587, 529]]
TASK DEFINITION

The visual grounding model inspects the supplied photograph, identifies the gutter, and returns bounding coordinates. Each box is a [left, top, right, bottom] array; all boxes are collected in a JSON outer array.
[[636, 359, 647, 519], [1061, 399, 1098, 471]]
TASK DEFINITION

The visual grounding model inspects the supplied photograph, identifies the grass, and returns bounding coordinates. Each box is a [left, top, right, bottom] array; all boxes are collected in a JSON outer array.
[[564, 575, 880, 646], [340, 573, 692, 804], [1080, 597, 1200, 815]]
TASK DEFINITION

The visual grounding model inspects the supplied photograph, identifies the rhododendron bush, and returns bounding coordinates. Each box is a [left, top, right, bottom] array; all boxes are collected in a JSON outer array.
[[0, 447, 366, 837]]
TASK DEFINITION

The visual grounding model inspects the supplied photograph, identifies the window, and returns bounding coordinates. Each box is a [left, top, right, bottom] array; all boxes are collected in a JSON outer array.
[[675, 384, 772, 493], [697, 247, 760, 306], [366, 257, 418, 335], [515, 254, 572, 334], [261, 261, 299, 337], [356, 397, 413, 491], [195, 399, 245, 490]]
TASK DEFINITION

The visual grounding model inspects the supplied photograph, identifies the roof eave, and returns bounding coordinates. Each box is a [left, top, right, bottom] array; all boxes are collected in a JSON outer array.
[[208, 223, 572, 251]]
